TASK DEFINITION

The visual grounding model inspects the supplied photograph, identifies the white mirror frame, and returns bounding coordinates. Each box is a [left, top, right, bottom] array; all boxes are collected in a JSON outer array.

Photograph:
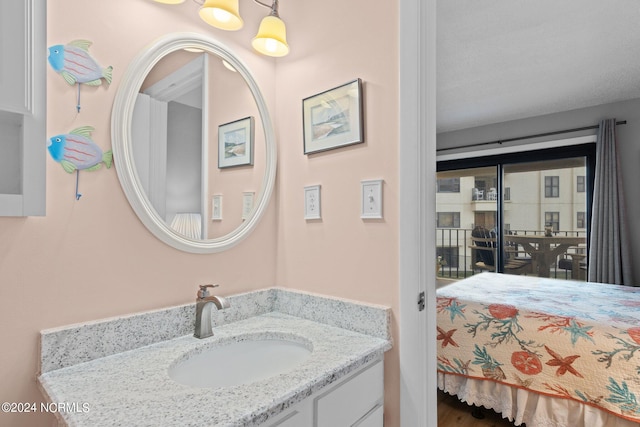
[[112, 32, 277, 253]]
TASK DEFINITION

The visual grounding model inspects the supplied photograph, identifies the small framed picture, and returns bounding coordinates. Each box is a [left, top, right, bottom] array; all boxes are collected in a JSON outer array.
[[218, 116, 254, 168], [303, 79, 363, 154]]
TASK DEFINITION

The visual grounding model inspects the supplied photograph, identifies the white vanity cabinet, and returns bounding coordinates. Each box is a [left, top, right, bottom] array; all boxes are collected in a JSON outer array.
[[0, 0, 46, 216], [266, 358, 384, 427], [266, 399, 313, 427], [38, 299, 392, 426]]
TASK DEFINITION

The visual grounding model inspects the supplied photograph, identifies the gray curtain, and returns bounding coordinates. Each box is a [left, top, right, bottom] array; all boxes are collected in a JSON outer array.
[[588, 118, 634, 285]]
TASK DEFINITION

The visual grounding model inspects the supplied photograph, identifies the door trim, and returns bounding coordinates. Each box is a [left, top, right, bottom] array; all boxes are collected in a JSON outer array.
[[399, 0, 436, 425]]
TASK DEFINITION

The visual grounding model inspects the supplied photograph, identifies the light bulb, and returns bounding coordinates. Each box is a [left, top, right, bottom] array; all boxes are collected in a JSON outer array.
[[252, 15, 289, 57], [264, 38, 278, 53], [198, 0, 243, 30], [212, 8, 232, 23]]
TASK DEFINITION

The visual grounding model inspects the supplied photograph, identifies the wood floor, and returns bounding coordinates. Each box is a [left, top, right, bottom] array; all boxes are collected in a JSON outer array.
[[438, 389, 522, 427]]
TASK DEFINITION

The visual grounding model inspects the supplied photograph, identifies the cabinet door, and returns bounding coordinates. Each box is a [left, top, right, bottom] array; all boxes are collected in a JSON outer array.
[[315, 360, 384, 427], [0, 1, 29, 113], [0, 0, 46, 216], [266, 397, 312, 427], [353, 404, 384, 427]]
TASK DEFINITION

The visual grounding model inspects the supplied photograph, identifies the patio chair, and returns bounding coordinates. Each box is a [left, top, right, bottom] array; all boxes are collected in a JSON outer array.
[[486, 188, 497, 200], [558, 250, 587, 280], [473, 188, 484, 200], [470, 226, 532, 275]]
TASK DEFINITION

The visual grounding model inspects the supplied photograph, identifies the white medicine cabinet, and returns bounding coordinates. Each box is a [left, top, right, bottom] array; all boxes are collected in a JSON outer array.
[[0, 0, 46, 216]]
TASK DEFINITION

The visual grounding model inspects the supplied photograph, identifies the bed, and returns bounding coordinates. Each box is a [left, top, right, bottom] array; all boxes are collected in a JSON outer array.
[[436, 272, 640, 427]]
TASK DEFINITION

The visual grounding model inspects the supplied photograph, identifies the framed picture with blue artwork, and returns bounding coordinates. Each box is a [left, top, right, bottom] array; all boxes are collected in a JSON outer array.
[[218, 116, 254, 168], [303, 79, 364, 154]]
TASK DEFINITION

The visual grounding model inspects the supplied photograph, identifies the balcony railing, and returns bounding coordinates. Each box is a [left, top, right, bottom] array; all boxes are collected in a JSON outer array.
[[471, 188, 498, 201], [436, 228, 587, 281]]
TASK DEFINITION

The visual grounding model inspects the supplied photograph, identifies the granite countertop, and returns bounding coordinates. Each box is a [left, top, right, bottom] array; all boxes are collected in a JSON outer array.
[[38, 289, 392, 427]]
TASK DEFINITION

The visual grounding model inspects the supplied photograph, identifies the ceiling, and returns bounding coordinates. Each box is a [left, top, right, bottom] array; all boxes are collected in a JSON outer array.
[[437, 0, 640, 133]]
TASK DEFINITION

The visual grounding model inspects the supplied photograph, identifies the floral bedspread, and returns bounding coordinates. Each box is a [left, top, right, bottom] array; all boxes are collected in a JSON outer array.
[[436, 272, 640, 423]]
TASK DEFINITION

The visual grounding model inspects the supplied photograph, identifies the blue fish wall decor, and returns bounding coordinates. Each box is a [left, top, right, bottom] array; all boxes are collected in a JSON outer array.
[[48, 126, 113, 200], [47, 39, 113, 112]]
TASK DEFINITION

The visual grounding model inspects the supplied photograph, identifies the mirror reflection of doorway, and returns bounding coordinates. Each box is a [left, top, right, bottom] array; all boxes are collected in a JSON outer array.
[[165, 100, 203, 238], [133, 54, 207, 239]]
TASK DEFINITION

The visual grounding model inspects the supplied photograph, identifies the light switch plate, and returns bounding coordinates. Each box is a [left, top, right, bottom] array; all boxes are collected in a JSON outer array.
[[361, 179, 383, 219], [211, 195, 222, 220], [304, 185, 321, 220], [242, 192, 254, 220]]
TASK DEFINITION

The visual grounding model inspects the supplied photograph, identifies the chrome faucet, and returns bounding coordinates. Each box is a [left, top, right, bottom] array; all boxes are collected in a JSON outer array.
[[194, 284, 230, 339]]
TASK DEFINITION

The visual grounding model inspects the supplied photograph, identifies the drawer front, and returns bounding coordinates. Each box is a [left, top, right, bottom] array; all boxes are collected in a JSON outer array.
[[267, 397, 313, 427], [353, 404, 384, 427], [315, 360, 384, 427], [270, 410, 306, 427]]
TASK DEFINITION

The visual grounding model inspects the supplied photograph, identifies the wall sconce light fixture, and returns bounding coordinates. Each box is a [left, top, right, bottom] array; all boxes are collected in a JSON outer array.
[[153, 0, 289, 57]]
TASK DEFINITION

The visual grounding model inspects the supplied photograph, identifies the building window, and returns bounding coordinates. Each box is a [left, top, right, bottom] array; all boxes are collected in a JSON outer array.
[[577, 211, 586, 228], [504, 187, 511, 201], [545, 211, 560, 231], [437, 212, 460, 228], [577, 175, 585, 192], [545, 176, 559, 197], [437, 178, 460, 193]]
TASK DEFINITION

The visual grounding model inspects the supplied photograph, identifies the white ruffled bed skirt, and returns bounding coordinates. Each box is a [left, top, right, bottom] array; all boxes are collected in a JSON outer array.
[[438, 372, 639, 427]]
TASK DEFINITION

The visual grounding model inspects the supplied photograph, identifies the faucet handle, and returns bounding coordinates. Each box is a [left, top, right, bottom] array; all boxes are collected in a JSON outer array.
[[197, 284, 219, 299]]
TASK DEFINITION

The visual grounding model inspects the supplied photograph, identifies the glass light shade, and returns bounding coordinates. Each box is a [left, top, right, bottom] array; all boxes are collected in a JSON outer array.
[[199, 0, 243, 31], [252, 15, 289, 57]]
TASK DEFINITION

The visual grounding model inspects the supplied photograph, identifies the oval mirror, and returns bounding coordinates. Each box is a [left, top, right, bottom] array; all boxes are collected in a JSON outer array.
[[112, 33, 276, 253]]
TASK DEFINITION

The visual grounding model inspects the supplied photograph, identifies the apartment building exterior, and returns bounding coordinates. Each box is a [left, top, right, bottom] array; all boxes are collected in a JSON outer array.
[[436, 164, 587, 277]]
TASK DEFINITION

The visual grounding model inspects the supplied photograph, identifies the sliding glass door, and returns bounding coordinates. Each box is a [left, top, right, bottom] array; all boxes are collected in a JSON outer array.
[[436, 166, 498, 279], [436, 145, 594, 282]]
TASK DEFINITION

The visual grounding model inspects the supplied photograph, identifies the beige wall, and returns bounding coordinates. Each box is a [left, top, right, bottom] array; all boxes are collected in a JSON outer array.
[[274, 0, 400, 424], [0, 1, 278, 426], [0, 0, 401, 426]]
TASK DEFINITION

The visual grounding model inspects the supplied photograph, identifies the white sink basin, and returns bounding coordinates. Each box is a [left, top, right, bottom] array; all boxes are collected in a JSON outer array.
[[168, 338, 312, 388]]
